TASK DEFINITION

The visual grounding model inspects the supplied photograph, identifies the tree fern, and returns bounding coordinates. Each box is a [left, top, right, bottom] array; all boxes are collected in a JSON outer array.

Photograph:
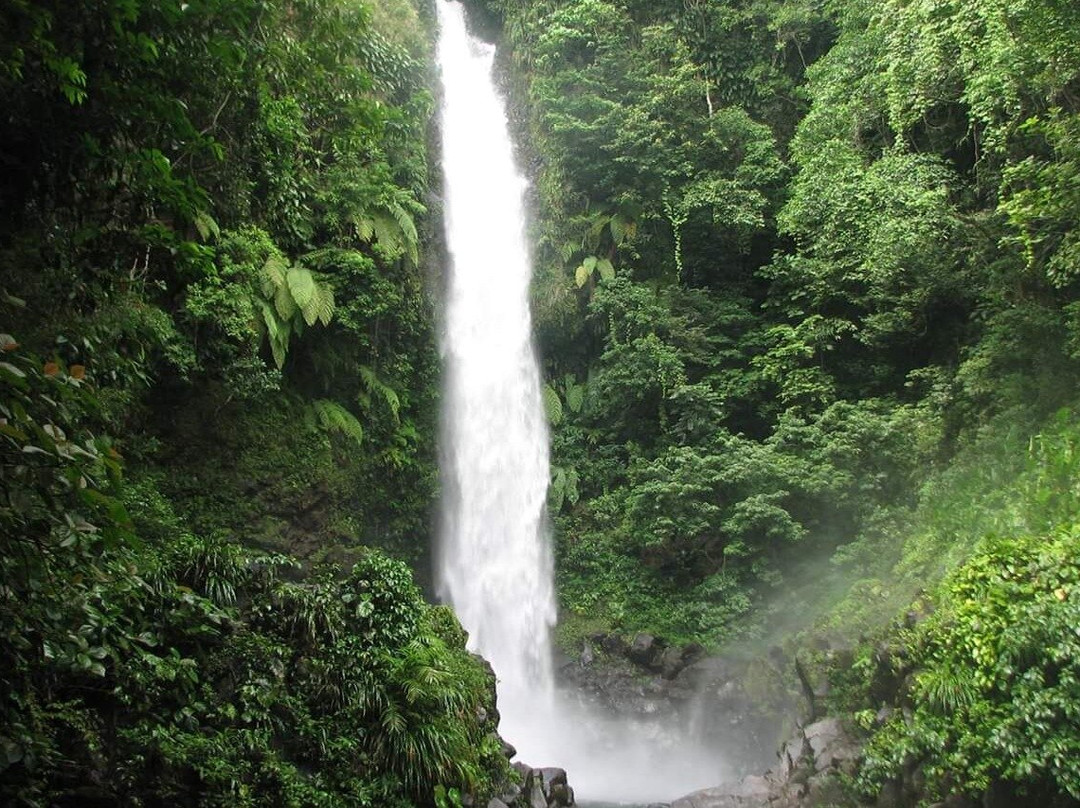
[[564, 373, 586, 414], [261, 254, 289, 296], [549, 465, 579, 513], [257, 254, 335, 368], [311, 399, 364, 446], [286, 264, 316, 308], [359, 365, 401, 422], [542, 383, 563, 425], [355, 199, 421, 267], [300, 282, 334, 327]]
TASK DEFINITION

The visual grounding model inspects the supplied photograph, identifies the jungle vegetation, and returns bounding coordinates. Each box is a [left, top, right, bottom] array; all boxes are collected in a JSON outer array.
[[1, 0, 511, 804], [464, 0, 1080, 802], [3, 0, 1080, 804]]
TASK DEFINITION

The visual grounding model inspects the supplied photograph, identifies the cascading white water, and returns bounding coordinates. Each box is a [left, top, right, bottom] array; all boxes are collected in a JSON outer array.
[[436, 2, 730, 802], [435, 0, 557, 751]]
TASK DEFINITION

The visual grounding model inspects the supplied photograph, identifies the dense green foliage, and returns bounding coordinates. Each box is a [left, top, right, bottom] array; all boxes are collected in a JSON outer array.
[[7, 0, 1080, 804], [863, 528, 1080, 803], [0, 343, 508, 806], [466, 0, 1080, 649], [810, 413, 1080, 805], [1, 0, 440, 561], [0, 0, 515, 803], [468, 0, 1080, 801]]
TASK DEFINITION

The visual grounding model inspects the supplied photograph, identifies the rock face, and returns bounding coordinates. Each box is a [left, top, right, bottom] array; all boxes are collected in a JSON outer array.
[[497, 764, 574, 808], [558, 635, 797, 777], [665, 717, 863, 808]]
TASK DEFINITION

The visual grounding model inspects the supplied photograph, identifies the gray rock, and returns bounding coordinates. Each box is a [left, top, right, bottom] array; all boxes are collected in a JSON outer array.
[[776, 728, 810, 780], [486, 800, 509, 808], [658, 642, 705, 679], [670, 774, 773, 808], [629, 632, 665, 669], [594, 632, 629, 656], [804, 717, 859, 773], [548, 782, 573, 806], [580, 641, 594, 667], [675, 656, 734, 692], [659, 646, 689, 679], [942, 794, 977, 808], [527, 777, 547, 808], [537, 767, 567, 795]]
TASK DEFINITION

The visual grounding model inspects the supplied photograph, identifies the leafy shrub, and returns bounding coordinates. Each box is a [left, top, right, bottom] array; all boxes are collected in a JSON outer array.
[[859, 527, 1080, 802]]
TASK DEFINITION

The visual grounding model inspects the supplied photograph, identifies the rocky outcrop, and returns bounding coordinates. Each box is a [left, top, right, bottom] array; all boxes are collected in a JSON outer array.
[[665, 717, 863, 808], [557, 634, 798, 777], [488, 764, 574, 808]]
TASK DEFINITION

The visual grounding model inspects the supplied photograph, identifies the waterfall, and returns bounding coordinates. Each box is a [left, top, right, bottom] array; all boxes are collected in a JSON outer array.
[[435, 2, 730, 801], [435, 0, 557, 753]]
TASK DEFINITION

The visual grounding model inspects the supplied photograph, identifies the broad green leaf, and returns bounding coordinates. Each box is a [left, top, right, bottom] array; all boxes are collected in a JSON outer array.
[[0, 362, 26, 378], [575, 263, 590, 288], [259, 300, 279, 339], [263, 254, 289, 287], [270, 335, 287, 369]]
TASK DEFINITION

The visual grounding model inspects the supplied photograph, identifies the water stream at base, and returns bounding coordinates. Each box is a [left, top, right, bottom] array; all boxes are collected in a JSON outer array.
[[435, 2, 729, 802]]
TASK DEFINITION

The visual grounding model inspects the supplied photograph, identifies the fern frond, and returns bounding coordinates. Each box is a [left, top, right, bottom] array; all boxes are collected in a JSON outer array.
[[359, 365, 400, 422], [311, 399, 364, 446], [588, 213, 609, 243], [194, 209, 220, 241], [564, 375, 585, 413], [390, 201, 420, 266], [356, 215, 376, 242], [374, 212, 405, 258], [286, 265, 316, 308], [543, 384, 563, 426], [262, 254, 289, 296], [313, 283, 335, 326], [359, 364, 377, 391], [274, 280, 297, 320], [257, 299, 277, 340], [270, 332, 287, 369]]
